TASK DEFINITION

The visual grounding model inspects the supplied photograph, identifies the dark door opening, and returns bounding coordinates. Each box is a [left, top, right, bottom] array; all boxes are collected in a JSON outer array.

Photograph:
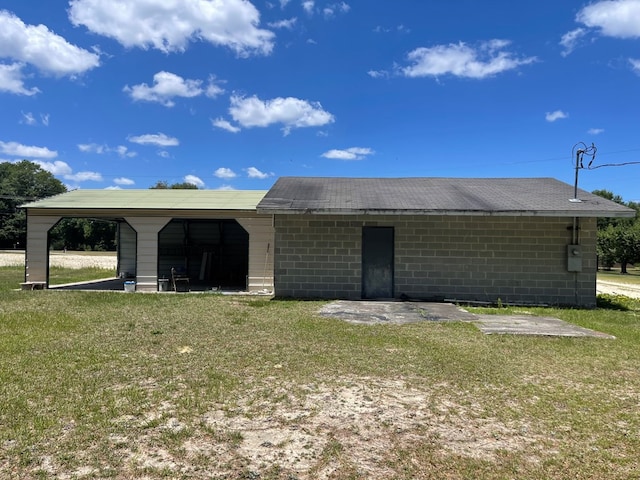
[[158, 219, 249, 290], [362, 226, 394, 299]]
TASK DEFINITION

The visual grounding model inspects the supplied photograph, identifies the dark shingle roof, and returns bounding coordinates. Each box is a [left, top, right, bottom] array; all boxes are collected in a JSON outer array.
[[257, 177, 635, 217]]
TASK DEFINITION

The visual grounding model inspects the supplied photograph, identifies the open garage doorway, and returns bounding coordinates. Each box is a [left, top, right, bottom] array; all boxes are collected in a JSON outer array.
[[46, 217, 120, 289], [158, 219, 249, 291]]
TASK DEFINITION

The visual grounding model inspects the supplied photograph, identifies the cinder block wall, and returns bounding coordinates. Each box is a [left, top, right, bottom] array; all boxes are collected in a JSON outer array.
[[273, 214, 597, 307]]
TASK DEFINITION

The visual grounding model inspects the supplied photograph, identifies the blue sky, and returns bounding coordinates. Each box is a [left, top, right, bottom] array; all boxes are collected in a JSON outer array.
[[1, 0, 639, 201]]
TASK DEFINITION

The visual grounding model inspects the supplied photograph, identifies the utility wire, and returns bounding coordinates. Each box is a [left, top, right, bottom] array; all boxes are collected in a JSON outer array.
[[572, 142, 640, 170], [588, 161, 640, 170]]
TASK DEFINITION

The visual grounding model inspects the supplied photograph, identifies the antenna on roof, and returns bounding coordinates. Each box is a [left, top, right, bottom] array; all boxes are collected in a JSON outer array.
[[570, 142, 596, 203]]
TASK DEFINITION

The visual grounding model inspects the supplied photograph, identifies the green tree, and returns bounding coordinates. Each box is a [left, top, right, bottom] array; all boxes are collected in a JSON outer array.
[[0, 160, 66, 249], [592, 189, 631, 229], [598, 223, 640, 273], [150, 180, 199, 189], [593, 190, 640, 273], [49, 218, 117, 251]]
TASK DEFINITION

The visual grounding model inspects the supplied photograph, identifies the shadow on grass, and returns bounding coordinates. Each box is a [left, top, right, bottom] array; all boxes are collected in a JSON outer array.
[[597, 293, 639, 311]]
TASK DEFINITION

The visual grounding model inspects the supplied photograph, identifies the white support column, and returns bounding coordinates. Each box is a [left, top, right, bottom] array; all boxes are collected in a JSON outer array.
[[125, 216, 171, 292], [25, 214, 60, 286], [237, 216, 275, 292]]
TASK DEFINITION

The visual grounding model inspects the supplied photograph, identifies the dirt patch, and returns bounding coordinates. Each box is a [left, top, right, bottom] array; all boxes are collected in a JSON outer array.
[[100, 377, 546, 479]]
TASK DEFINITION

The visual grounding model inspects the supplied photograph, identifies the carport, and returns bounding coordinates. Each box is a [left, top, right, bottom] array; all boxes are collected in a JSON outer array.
[[21, 189, 274, 292]]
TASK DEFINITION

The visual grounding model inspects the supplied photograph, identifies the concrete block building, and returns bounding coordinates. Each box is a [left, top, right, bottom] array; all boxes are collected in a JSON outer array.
[[22, 177, 634, 306], [257, 177, 634, 307]]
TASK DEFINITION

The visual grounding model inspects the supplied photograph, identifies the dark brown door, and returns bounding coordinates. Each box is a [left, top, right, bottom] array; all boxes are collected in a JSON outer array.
[[362, 227, 394, 299]]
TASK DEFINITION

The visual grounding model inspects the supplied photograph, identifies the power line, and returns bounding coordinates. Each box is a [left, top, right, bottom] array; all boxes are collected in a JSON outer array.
[[588, 160, 640, 170], [571, 142, 640, 170]]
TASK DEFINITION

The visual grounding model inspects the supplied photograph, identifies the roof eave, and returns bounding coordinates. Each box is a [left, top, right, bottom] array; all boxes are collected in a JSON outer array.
[[257, 208, 636, 217]]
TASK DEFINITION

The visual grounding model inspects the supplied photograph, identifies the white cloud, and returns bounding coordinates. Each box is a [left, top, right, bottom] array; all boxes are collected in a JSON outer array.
[[78, 143, 136, 157], [323, 2, 350, 18], [0, 62, 39, 96], [20, 112, 36, 125], [128, 133, 179, 147], [367, 69, 388, 79], [68, 0, 275, 57], [184, 174, 204, 187], [268, 17, 297, 29], [302, 1, 315, 14], [64, 171, 103, 182], [630, 58, 640, 74], [560, 28, 587, 56], [105, 185, 122, 190], [401, 40, 536, 79], [229, 94, 334, 135], [0, 10, 99, 76], [280, 0, 292, 7], [214, 167, 237, 179], [124, 71, 204, 107], [216, 184, 236, 190], [374, 24, 411, 35], [78, 143, 106, 154], [588, 128, 605, 135], [114, 145, 136, 158], [20, 111, 50, 127], [212, 117, 241, 133], [0, 140, 57, 158], [114, 177, 135, 185], [321, 147, 374, 160], [545, 110, 568, 122], [245, 166, 272, 179], [206, 76, 225, 98], [577, 0, 640, 38], [34, 160, 73, 175]]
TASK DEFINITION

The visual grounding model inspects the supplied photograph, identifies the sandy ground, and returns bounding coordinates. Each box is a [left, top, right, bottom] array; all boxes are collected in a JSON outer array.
[[596, 280, 640, 299], [0, 251, 117, 270]]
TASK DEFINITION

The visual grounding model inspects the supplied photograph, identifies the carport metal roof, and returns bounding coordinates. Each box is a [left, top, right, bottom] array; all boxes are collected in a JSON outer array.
[[22, 189, 268, 211], [257, 177, 636, 217]]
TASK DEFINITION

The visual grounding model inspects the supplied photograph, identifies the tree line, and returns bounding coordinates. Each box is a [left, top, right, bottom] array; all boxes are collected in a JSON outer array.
[[593, 190, 640, 273], [1, 161, 639, 272]]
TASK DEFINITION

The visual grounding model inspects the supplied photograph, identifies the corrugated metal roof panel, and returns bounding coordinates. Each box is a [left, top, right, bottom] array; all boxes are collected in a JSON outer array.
[[22, 189, 268, 211]]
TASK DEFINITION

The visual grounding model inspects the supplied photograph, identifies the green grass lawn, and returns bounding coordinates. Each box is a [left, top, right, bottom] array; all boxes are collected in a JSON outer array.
[[1, 265, 640, 479], [47, 266, 117, 286]]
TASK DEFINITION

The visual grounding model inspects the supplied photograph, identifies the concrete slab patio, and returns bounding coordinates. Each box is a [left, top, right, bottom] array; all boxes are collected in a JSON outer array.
[[318, 300, 615, 339], [473, 314, 615, 338]]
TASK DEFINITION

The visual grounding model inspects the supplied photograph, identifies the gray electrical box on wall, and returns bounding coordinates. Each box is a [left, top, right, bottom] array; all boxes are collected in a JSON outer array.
[[567, 245, 582, 272]]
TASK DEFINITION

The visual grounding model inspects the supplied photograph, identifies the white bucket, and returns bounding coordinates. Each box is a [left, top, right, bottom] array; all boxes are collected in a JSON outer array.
[[124, 281, 136, 293]]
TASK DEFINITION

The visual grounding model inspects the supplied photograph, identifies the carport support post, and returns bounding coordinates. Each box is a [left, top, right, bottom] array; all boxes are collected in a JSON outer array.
[[236, 217, 275, 292], [125, 217, 171, 292], [25, 214, 61, 286]]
